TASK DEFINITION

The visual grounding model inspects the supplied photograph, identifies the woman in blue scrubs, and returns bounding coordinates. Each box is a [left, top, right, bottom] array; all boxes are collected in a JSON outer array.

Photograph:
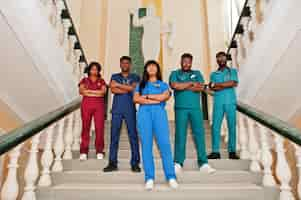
[[134, 60, 178, 191]]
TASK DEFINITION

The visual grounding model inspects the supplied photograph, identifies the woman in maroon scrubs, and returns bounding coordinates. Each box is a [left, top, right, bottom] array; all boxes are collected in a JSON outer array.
[[78, 62, 107, 161]]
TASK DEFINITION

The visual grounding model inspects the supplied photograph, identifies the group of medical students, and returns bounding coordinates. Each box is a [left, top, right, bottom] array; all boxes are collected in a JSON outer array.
[[78, 51, 239, 191]]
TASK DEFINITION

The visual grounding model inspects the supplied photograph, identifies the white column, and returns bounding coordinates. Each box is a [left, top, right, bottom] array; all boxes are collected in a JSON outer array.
[[39, 125, 55, 187], [63, 114, 74, 160], [247, 118, 261, 172], [52, 118, 66, 172], [238, 114, 249, 159], [21, 134, 41, 200], [274, 135, 294, 200], [72, 109, 82, 151], [1, 144, 22, 200], [259, 125, 276, 186]]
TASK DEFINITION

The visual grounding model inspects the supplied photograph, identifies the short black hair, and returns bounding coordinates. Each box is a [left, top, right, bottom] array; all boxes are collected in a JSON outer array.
[[120, 56, 132, 63], [216, 51, 227, 58], [86, 62, 102, 77], [181, 53, 193, 60]]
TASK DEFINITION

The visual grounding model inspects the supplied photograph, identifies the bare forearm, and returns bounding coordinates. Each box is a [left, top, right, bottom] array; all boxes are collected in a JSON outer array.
[[87, 90, 106, 97], [170, 82, 193, 91], [111, 87, 128, 94], [147, 93, 170, 102], [215, 81, 237, 89], [116, 84, 135, 92]]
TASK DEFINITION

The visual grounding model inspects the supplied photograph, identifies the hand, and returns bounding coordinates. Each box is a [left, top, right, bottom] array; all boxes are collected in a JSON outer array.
[[111, 81, 120, 88]]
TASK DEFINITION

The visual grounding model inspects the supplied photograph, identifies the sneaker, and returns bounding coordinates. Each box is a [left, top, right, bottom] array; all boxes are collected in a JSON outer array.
[[168, 179, 179, 189], [131, 165, 141, 173], [145, 179, 154, 191], [207, 152, 221, 159], [229, 152, 240, 160], [79, 154, 87, 161], [103, 163, 118, 172], [174, 163, 182, 174], [199, 164, 216, 174], [96, 153, 104, 160]]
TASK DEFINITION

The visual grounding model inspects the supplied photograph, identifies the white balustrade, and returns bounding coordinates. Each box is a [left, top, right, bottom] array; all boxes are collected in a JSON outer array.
[[247, 118, 261, 172], [274, 135, 294, 200], [63, 113, 74, 160], [259, 125, 275, 186], [1, 144, 23, 200], [22, 133, 42, 200], [72, 109, 82, 151], [238, 114, 249, 159], [39, 125, 55, 187], [52, 118, 66, 172]]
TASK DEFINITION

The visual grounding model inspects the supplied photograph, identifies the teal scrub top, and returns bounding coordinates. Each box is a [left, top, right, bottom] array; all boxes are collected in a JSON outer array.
[[210, 67, 238, 105], [169, 69, 204, 109]]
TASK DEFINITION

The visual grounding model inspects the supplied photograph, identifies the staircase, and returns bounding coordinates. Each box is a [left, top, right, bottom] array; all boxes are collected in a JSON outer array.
[[36, 121, 279, 200]]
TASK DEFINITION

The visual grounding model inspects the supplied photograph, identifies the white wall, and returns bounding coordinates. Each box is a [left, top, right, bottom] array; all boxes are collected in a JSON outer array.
[[0, 0, 78, 121]]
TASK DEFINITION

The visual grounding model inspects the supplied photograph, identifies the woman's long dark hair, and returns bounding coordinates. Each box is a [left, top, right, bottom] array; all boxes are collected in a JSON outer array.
[[139, 60, 162, 94], [85, 62, 102, 77]]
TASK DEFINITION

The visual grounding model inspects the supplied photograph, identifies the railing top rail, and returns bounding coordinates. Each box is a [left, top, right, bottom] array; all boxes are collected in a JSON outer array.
[[237, 101, 301, 146], [61, 0, 88, 65], [0, 98, 81, 155], [227, 0, 249, 54]]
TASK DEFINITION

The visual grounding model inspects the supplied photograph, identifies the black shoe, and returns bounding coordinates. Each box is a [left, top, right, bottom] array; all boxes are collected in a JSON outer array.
[[229, 152, 240, 160], [131, 165, 141, 173], [103, 163, 118, 172], [207, 152, 221, 159]]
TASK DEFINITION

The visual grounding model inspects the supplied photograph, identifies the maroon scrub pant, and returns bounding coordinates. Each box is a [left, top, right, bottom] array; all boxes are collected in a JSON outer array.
[[80, 98, 105, 154]]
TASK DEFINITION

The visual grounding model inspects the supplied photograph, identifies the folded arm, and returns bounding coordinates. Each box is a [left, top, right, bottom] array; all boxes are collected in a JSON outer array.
[[144, 90, 171, 102], [133, 92, 160, 105], [79, 84, 107, 97], [210, 81, 238, 91]]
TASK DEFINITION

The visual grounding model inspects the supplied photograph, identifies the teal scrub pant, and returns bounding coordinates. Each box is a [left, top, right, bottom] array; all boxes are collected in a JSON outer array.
[[137, 106, 176, 182], [174, 108, 208, 167], [211, 103, 237, 153]]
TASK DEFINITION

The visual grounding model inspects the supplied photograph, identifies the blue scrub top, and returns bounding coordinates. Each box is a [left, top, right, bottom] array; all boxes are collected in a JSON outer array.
[[210, 67, 238, 105], [111, 73, 140, 114], [135, 80, 170, 108]]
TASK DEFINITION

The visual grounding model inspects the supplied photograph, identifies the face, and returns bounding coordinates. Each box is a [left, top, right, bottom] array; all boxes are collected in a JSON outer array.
[[146, 63, 158, 77], [89, 65, 99, 76], [181, 57, 192, 72], [217, 55, 227, 68], [120, 59, 131, 73]]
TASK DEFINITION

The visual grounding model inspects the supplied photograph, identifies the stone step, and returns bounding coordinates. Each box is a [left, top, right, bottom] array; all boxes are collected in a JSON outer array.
[[72, 149, 232, 159], [62, 159, 251, 171], [51, 170, 262, 185], [37, 183, 279, 200]]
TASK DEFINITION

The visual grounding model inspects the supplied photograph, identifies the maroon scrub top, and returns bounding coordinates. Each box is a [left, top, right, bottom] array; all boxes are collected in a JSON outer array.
[[79, 77, 106, 104]]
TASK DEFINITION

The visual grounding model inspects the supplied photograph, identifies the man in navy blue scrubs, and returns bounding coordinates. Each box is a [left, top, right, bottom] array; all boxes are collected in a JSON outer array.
[[103, 56, 141, 172]]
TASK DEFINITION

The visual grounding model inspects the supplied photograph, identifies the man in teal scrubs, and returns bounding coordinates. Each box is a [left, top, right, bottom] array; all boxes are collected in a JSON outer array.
[[207, 51, 240, 160], [169, 53, 215, 174]]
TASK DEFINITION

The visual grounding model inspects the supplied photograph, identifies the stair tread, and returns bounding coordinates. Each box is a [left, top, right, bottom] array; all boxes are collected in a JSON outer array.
[[50, 182, 262, 191]]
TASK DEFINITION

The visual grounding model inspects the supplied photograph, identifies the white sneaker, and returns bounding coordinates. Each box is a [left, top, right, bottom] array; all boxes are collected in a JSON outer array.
[[145, 179, 154, 191], [96, 153, 104, 160], [174, 163, 182, 174], [79, 154, 87, 161], [169, 179, 179, 189], [199, 164, 216, 174]]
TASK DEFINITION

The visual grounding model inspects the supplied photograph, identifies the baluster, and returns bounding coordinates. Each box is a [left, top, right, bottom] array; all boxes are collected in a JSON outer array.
[[259, 125, 275, 186], [62, 19, 72, 53], [238, 114, 249, 159], [247, 118, 261, 172], [1, 144, 22, 200], [63, 114, 74, 160], [79, 60, 87, 81], [235, 34, 245, 66], [73, 49, 82, 77], [40, 0, 54, 23], [274, 135, 294, 200], [72, 109, 82, 151], [52, 118, 66, 172], [39, 125, 55, 186], [295, 144, 301, 198], [68, 35, 77, 62], [22, 134, 41, 200], [55, 0, 66, 44], [248, 0, 258, 34]]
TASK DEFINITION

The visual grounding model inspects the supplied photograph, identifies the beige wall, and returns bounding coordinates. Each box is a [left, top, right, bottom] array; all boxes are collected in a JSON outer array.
[[0, 100, 22, 132]]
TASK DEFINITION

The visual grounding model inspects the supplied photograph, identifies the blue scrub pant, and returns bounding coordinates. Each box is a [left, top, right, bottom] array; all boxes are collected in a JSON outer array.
[[109, 112, 140, 166], [211, 103, 237, 153], [137, 106, 176, 182]]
